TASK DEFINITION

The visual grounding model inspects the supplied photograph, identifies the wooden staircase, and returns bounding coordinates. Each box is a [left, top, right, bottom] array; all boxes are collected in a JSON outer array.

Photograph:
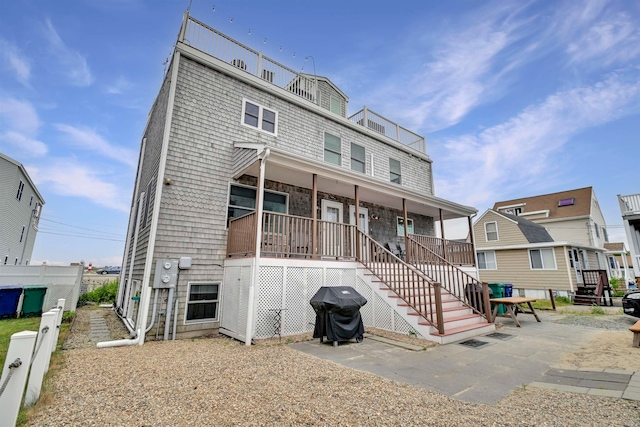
[[357, 232, 494, 344]]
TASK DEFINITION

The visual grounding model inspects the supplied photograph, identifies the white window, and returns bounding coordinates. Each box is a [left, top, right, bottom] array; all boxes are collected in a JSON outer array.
[[484, 222, 498, 242], [608, 256, 617, 269], [330, 96, 341, 115], [16, 180, 24, 201], [350, 142, 365, 173], [227, 184, 288, 225], [324, 133, 341, 166], [529, 248, 556, 270], [185, 282, 220, 323], [477, 251, 497, 270], [397, 217, 413, 236], [241, 99, 278, 135], [389, 159, 401, 184]]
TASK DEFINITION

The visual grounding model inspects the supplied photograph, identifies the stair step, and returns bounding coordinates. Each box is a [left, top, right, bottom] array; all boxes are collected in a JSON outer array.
[[430, 321, 493, 337], [418, 313, 479, 326]]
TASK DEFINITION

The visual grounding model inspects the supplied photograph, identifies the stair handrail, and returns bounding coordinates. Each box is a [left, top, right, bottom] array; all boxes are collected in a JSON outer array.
[[357, 231, 445, 334], [407, 235, 492, 320]]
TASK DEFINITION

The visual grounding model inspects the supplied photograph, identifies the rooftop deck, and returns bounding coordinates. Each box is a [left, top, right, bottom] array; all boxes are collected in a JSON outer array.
[[181, 15, 426, 154], [619, 193, 640, 215]]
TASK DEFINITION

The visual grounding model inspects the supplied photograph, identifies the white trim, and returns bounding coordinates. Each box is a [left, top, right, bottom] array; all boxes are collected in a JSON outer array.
[[534, 215, 590, 224], [241, 98, 278, 136], [495, 203, 526, 210], [484, 221, 499, 242], [519, 209, 550, 218], [137, 51, 182, 345], [528, 248, 557, 270], [183, 281, 221, 325], [474, 209, 518, 226]]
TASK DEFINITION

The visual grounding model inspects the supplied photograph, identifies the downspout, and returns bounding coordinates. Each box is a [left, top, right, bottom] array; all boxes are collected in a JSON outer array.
[[245, 148, 270, 346], [117, 137, 147, 310], [97, 329, 141, 348], [120, 193, 145, 329]]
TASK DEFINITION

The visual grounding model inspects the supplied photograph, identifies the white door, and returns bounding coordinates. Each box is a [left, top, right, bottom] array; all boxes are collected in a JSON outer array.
[[349, 205, 369, 234], [321, 200, 343, 257], [569, 248, 583, 284]]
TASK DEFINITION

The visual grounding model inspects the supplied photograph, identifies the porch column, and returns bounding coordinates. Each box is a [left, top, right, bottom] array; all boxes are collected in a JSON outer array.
[[311, 174, 317, 258], [439, 209, 447, 261], [403, 198, 410, 263], [468, 215, 478, 267], [247, 150, 269, 346], [355, 185, 360, 260]]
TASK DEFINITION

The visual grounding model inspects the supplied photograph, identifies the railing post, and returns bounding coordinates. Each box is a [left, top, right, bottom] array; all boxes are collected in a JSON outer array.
[[257, 52, 263, 78], [51, 298, 65, 353], [439, 209, 447, 261], [312, 174, 318, 258], [355, 185, 360, 260], [24, 311, 57, 407], [482, 282, 492, 322], [362, 106, 368, 129], [434, 283, 445, 335], [0, 331, 37, 426], [403, 198, 410, 264]]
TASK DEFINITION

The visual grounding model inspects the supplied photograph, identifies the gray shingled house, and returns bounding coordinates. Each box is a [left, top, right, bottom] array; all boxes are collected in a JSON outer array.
[[0, 152, 44, 266], [115, 12, 495, 345]]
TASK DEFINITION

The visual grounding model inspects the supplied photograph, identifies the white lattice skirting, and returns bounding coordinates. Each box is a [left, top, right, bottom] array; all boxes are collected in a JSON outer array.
[[220, 258, 423, 342]]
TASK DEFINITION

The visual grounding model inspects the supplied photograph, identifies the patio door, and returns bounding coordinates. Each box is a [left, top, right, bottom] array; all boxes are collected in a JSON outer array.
[[569, 248, 586, 284], [321, 200, 343, 257]]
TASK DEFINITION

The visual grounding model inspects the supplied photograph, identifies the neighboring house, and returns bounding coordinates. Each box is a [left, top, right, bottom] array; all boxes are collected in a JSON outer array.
[[474, 209, 608, 299], [603, 242, 634, 287], [0, 152, 44, 266], [115, 12, 493, 346], [618, 193, 640, 285]]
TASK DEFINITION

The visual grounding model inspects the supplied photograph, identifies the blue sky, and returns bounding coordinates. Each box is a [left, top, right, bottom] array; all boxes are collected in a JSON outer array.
[[1, 0, 639, 265]]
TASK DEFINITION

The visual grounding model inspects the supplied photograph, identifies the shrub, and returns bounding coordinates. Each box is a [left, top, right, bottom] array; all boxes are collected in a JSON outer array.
[[62, 311, 76, 323], [555, 296, 572, 304], [590, 304, 605, 315], [79, 281, 118, 306]]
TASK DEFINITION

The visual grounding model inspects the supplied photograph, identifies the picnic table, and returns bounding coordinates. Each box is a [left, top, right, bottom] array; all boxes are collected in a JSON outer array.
[[489, 297, 541, 327]]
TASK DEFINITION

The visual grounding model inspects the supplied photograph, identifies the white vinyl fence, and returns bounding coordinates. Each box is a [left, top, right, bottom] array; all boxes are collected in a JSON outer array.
[[0, 299, 65, 427], [0, 265, 82, 312]]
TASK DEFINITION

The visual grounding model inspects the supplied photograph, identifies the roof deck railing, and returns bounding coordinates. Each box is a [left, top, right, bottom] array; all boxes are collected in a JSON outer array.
[[619, 194, 640, 215], [180, 14, 426, 154]]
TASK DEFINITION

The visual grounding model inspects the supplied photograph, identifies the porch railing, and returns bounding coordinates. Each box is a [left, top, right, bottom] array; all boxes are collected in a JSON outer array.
[[407, 236, 492, 319], [358, 232, 444, 334], [619, 193, 640, 215], [227, 212, 257, 257], [410, 234, 475, 266], [348, 107, 426, 153]]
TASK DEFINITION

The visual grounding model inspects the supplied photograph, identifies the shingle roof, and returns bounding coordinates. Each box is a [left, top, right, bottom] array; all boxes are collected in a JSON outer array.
[[493, 187, 592, 220], [604, 242, 625, 251], [499, 211, 555, 243]]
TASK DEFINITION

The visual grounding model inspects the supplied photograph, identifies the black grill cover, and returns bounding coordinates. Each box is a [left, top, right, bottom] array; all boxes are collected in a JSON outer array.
[[310, 286, 367, 342]]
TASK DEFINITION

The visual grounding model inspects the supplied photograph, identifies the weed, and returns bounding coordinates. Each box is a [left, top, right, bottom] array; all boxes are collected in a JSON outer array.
[[78, 280, 118, 306], [62, 311, 75, 323], [590, 304, 605, 315], [408, 329, 417, 337]]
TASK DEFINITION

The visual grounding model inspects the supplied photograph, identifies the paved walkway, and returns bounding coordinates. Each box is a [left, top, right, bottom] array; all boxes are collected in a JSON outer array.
[[88, 311, 111, 342], [290, 313, 640, 405]]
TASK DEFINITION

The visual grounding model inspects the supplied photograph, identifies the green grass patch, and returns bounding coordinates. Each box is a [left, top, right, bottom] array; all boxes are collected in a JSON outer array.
[[531, 298, 572, 310], [0, 317, 42, 368]]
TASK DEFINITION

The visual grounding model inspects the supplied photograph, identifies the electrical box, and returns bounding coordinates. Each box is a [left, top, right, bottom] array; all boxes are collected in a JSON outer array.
[[179, 256, 192, 270], [153, 259, 179, 289]]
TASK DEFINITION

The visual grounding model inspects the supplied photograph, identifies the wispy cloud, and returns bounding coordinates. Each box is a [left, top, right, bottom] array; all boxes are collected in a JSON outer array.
[[0, 98, 47, 156], [435, 70, 640, 206], [105, 76, 133, 95], [0, 38, 31, 85], [28, 160, 129, 212], [53, 124, 137, 167], [42, 18, 93, 86]]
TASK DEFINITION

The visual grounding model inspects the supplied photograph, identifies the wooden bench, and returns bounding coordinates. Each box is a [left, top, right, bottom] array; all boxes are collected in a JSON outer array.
[[630, 320, 640, 348]]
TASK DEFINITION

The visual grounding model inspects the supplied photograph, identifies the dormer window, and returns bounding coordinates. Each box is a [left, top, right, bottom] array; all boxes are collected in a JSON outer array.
[[558, 198, 575, 207], [485, 222, 498, 242]]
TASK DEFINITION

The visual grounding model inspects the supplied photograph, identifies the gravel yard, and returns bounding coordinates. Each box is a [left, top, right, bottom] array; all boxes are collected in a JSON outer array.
[[25, 307, 640, 426]]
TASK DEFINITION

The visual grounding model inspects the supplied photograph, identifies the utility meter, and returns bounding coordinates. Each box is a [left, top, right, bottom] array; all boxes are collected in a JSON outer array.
[[153, 259, 179, 288]]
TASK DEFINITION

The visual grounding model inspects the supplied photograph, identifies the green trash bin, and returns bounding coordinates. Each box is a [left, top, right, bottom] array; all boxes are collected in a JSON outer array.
[[21, 285, 47, 317], [488, 282, 506, 315]]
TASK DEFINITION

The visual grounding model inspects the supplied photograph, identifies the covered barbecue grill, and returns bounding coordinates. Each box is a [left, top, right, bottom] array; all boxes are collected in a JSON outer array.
[[310, 286, 367, 346]]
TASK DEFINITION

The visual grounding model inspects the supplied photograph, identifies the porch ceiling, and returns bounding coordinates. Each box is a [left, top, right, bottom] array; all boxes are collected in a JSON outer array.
[[234, 145, 476, 220]]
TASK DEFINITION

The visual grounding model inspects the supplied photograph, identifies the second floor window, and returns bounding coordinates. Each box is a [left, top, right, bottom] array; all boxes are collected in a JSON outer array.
[[242, 100, 277, 135], [324, 133, 341, 166], [350, 143, 365, 173], [485, 222, 498, 241], [390, 159, 401, 184], [16, 180, 24, 201]]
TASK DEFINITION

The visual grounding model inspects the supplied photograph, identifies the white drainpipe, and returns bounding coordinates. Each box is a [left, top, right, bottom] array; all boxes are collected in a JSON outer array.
[[97, 329, 142, 349], [245, 148, 270, 346]]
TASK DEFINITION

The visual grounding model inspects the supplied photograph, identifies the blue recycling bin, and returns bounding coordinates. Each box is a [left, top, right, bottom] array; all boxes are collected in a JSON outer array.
[[504, 284, 513, 298], [0, 286, 23, 319]]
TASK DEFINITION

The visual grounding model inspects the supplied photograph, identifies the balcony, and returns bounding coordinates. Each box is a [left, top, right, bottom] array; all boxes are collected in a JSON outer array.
[[619, 193, 640, 216], [180, 15, 426, 154]]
